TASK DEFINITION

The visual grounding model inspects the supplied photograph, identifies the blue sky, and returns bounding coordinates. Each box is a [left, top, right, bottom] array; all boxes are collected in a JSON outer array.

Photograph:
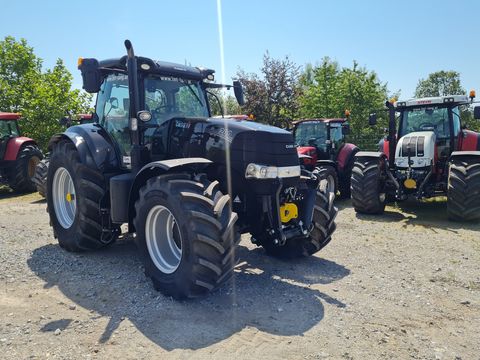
[[1, 0, 479, 99]]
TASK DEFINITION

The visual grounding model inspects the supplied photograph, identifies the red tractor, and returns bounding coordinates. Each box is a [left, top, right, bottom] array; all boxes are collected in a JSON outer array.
[[293, 117, 359, 198], [0, 112, 43, 193], [34, 113, 93, 197], [351, 93, 480, 221]]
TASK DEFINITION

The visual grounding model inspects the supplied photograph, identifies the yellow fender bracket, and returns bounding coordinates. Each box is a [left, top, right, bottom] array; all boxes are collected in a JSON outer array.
[[280, 203, 298, 223]]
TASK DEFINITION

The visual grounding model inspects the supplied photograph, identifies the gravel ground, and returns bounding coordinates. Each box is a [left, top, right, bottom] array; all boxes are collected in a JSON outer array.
[[0, 189, 479, 359]]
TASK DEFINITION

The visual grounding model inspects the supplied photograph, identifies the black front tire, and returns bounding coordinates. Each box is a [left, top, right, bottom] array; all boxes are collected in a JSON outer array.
[[34, 157, 49, 198], [351, 157, 387, 214], [8, 144, 42, 193], [134, 173, 240, 299], [447, 157, 480, 221], [47, 140, 117, 252], [314, 165, 338, 199]]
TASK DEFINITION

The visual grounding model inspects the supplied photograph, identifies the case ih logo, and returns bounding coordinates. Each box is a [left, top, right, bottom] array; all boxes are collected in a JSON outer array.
[[416, 100, 432, 105]]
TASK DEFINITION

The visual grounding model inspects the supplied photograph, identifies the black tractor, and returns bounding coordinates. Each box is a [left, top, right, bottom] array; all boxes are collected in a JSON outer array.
[[46, 41, 337, 299]]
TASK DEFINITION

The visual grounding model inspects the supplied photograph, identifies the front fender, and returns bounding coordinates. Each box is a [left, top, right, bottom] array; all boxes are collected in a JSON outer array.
[[450, 151, 480, 159], [315, 159, 337, 170], [48, 124, 118, 171], [126, 158, 212, 228], [355, 151, 387, 159]]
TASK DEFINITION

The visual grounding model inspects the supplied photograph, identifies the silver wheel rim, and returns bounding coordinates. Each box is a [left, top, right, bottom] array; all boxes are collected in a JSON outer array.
[[52, 167, 76, 229], [320, 174, 336, 197], [145, 205, 182, 274]]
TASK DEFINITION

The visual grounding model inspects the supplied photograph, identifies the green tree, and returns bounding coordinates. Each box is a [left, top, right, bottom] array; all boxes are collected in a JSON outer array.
[[237, 52, 301, 128], [414, 71, 480, 131], [414, 70, 465, 97], [299, 58, 392, 134], [0, 36, 92, 150]]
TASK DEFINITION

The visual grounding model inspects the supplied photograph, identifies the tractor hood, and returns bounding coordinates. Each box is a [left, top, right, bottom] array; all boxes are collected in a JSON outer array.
[[297, 146, 316, 156], [394, 131, 435, 168], [164, 117, 300, 188], [204, 117, 290, 134], [200, 117, 298, 168]]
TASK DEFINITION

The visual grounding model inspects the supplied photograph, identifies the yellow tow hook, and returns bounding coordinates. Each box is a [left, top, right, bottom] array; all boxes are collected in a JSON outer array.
[[280, 203, 298, 223], [66, 193, 75, 202], [403, 178, 417, 189]]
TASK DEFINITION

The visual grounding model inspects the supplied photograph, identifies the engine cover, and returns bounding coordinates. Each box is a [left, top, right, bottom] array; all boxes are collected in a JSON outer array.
[[394, 131, 435, 168]]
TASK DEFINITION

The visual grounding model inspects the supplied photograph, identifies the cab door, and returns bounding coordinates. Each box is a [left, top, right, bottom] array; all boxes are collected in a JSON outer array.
[[95, 74, 132, 168]]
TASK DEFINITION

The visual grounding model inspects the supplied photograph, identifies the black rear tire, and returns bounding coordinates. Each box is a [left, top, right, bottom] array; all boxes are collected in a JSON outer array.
[[447, 157, 480, 221], [351, 157, 387, 214], [47, 140, 118, 252], [261, 187, 337, 259], [8, 144, 42, 193], [134, 173, 240, 299], [34, 157, 49, 198]]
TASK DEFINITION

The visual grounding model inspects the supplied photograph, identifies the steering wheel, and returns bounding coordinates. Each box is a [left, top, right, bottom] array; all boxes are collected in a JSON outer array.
[[418, 122, 436, 131]]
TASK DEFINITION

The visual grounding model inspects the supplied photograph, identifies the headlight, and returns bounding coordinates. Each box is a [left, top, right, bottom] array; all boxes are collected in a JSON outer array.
[[245, 163, 300, 179]]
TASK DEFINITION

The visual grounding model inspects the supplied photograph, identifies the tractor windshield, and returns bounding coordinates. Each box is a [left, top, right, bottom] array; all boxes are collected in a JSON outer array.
[[0, 120, 20, 138], [294, 121, 327, 148], [144, 76, 209, 126], [399, 106, 450, 139]]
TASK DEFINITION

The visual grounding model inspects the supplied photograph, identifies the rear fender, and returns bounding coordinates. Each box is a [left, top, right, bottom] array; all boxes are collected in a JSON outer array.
[[336, 143, 359, 174], [458, 130, 480, 151], [126, 158, 213, 228], [48, 124, 118, 171], [4, 137, 37, 160]]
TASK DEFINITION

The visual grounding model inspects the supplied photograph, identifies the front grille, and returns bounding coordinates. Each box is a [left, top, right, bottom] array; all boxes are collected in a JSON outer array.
[[400, 136, 425, 157]]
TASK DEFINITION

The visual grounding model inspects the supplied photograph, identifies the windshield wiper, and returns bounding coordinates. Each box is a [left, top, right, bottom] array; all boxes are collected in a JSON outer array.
[[181, 80, 204, 108]]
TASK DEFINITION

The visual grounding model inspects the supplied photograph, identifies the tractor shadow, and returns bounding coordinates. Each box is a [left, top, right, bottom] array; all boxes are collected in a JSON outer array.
[[0, 186, 18, 200], [353, 197, 480, 233], [0, 186, 44, 202], [27, 237, 349, 350]]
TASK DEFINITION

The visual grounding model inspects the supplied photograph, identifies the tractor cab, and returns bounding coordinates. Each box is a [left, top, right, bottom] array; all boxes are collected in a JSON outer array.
[[393, 95, 470, 172], [0, 113, 21, 160], [292, 117, 358, 198], [293, 118, 349, 166]]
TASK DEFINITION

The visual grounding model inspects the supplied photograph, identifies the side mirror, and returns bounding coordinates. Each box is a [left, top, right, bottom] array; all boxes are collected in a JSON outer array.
[[342, 123, 350, 135], [233, 80, 245, 106], [78, 58, 103, 93], [474, 106, 480, 119], [368, 113, 377, 126]]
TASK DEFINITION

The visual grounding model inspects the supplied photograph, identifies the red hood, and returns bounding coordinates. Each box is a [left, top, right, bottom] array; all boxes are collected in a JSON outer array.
[[297, 146, 316, 155]]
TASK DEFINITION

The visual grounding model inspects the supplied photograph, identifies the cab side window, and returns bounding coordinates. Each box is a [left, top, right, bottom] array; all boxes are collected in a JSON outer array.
[[96, 74, 131, 165], [452, 106, 461, 137]]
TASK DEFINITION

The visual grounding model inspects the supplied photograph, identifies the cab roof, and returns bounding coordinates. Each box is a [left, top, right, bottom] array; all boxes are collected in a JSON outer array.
[[395, 95, 470, 109], [0, 112, 21, 121], [293, 118, 347, 125], [97, 56, 214, 81]]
